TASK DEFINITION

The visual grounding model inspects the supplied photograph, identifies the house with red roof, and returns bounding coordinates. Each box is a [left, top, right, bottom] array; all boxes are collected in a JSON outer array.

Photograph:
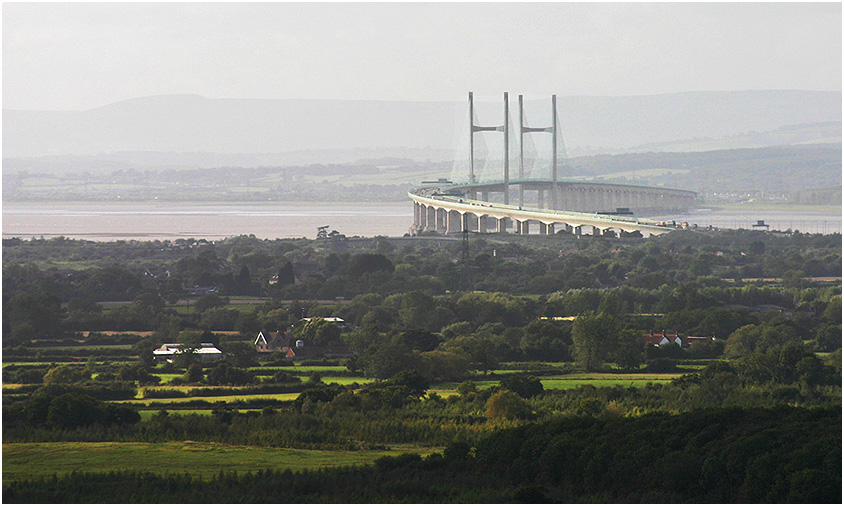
[[642, 330, 715, 348]]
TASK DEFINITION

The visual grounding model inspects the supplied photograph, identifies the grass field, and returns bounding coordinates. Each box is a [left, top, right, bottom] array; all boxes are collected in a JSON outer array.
[[437, 373, 682, 392], [122, 392, 302, 405], [31, 344, 135, 351], [2, 442, 435, 482], [540, 373, 681, 389]]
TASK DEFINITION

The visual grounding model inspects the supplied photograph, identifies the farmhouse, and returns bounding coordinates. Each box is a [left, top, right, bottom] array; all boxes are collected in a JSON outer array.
[[643, 330, 682, 347], [254, 330, 288, 352], [153, 342, 223, 362], [254, 330, 353, 360], [642, 330, 715, 348]]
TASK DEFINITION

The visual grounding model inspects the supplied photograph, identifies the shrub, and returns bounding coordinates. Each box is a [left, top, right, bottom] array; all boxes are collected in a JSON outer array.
[[485, 390, 533, 420]]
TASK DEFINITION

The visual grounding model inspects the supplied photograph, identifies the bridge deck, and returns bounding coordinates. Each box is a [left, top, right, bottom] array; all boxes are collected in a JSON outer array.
[[409, 185, 679, 236]]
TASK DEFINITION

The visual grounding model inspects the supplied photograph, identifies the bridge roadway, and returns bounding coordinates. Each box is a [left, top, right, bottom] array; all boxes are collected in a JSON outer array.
[[409, 184, 680, 237]]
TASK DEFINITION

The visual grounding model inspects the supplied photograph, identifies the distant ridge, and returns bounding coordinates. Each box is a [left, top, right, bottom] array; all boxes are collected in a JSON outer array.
[[3, 90, 840, 165]]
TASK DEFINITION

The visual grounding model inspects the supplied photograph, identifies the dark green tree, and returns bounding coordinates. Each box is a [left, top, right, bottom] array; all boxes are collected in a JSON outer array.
[[346, 254, 394, 277], [485, 390, 532, 420], [613, 329, 645, 370], [499, 375, 544, 398], [571, 312, 618, 371], [296, 317, 342, 346]]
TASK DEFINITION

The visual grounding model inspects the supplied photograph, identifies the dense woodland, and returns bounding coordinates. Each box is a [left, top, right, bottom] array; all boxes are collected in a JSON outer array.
[[2, 229, 841, 502], [6, 406, 839, 503]]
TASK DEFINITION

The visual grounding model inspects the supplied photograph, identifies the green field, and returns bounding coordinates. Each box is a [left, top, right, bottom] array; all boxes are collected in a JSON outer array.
[[2, 442, 434, 482], [122, 392, 302, 405], [540, 373, 681, 389]]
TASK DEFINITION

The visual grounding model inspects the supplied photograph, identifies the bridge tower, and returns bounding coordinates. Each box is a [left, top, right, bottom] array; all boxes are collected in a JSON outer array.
[[518, 95, 559, 210], [469, 92, 510, 204]]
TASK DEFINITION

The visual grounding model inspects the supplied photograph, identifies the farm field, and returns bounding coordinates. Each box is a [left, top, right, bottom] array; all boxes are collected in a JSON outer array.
[[121, 392, 302, 405], [539, 373, 681, 389], [2, 442, 434, 482]]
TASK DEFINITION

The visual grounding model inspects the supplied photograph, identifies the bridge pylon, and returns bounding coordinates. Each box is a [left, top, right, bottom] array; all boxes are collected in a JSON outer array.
[[518, 94, 559, 210], [469, 92, 510, 204]]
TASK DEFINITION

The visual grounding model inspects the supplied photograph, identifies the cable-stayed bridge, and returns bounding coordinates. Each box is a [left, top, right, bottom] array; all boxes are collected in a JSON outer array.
[[408, 92, 697, 237]]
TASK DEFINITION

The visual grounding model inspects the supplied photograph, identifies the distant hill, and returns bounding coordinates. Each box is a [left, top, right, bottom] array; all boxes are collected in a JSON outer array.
[[4, 144, 840, 205], [626, 122, 841, 153], [573, 144, 842, 198], [3, 90, 840, 171]]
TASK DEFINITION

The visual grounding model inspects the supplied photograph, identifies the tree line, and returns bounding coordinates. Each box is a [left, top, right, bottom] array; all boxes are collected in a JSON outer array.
[[5, 406, 839, 503]]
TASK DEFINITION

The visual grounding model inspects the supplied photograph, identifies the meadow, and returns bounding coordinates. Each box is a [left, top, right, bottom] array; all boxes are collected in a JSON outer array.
[[2, 442, 434, 482]]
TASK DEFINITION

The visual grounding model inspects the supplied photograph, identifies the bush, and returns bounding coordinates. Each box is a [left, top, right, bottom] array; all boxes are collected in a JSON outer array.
[[499, 375, 544, 398], [646, 358, 678, 373], [485, 390, 533, 420]]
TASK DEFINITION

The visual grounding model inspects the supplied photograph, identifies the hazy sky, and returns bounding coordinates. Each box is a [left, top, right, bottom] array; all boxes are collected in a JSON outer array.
[[3, 2, 841, 110]]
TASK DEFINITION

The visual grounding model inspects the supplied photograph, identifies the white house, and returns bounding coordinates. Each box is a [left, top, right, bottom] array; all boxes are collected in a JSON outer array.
[[153, 342, 223, 362]]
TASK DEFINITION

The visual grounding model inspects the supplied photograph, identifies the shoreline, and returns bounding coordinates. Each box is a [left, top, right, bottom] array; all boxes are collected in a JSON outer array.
[[2, 200, 413, 207], [4, 200, 839, 213], [706, 203, 842, 214]]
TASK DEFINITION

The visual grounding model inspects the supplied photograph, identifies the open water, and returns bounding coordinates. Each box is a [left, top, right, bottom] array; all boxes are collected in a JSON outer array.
[[2, 202, 840, 241], [2, 202, 415, 241]]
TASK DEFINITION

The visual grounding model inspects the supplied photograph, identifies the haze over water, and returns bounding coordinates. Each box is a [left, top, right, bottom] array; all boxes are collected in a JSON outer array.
[[3, 203, 839, 241], [2, 203, 415, 241]]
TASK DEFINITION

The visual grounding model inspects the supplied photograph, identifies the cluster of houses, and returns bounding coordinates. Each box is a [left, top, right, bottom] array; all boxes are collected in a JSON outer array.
[[642, 330, 714, 348], [254, 317, 353, 359], [153, 316, 713, 365]]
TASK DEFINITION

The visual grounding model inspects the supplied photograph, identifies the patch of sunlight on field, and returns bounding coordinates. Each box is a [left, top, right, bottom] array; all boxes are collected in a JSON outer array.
[[320, 376, 374, 386], [249, 365, 350, 373], [151, 373, 184, 384], [426, 389, 459, 398], [2, 442, 436, 482], [540, 374, 681, 389], [291, 365, 350, 373], [122, 392, 302, 405]]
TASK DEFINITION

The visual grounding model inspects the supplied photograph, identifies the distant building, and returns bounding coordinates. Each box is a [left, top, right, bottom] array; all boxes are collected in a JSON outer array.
[[642, 330, 714, 348], [254, 330, 288, 352], [253, 330, 353, 360], [643, 330, 683, 347], [184, 285, 219, 295], [153, 342, 223, 362]]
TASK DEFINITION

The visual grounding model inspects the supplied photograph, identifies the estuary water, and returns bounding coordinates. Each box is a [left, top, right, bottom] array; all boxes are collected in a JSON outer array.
[[2, 202, 415, 241], [2, 202, 840, 241]]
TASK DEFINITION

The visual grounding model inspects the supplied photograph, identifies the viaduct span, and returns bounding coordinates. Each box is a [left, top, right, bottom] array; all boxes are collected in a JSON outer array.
[[408, 92, 697, 238]]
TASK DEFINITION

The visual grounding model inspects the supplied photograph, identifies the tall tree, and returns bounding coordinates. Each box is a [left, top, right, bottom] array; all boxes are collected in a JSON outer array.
[[613, 328, 645, 370], [571, 312, 618, 371]]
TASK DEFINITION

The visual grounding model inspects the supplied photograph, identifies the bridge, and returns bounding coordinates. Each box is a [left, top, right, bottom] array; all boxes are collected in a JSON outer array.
[[408, 93, 697, 238]]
